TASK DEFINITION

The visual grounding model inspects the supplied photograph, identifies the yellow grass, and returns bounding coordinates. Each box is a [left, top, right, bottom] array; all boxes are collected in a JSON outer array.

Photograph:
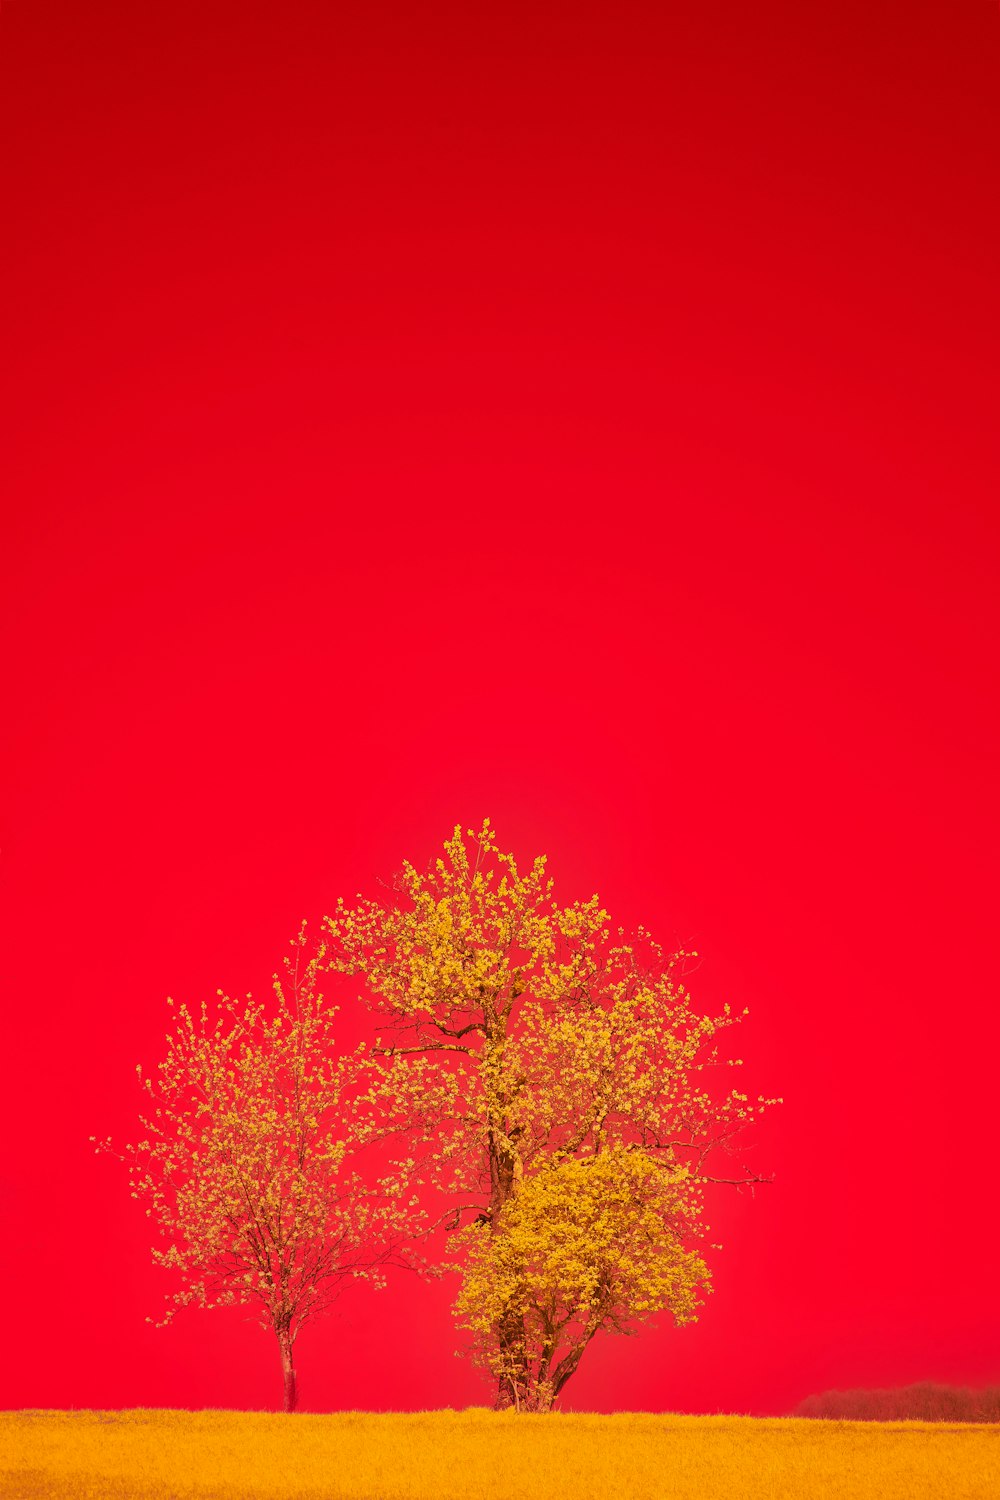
[[2, 1409, 997, 1500]]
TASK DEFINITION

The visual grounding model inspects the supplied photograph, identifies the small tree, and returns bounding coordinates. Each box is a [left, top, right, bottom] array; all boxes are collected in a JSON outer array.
[[454, 1149, 709, 1410], [323, 821, 778, 1411], [96, 930, 417, 1411]]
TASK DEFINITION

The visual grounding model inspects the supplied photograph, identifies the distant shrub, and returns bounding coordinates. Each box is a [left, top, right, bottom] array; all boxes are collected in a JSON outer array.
[[795, 1382, 1000, 1423]]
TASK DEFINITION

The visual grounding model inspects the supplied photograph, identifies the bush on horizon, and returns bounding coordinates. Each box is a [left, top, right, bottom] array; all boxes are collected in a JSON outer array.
[[795, 1381, 1000, 1423]]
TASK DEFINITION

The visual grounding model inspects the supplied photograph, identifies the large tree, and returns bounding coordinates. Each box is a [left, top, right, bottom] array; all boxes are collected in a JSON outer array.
[[323, 821, 777, 1411], [96, 930, 416, 1411]]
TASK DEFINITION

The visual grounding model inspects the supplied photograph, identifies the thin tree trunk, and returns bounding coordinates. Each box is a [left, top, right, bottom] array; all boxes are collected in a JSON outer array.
[[551, 1324, 599, 1403], [529, 1379, 555, 1414], [278, 1328, 297, 1413]]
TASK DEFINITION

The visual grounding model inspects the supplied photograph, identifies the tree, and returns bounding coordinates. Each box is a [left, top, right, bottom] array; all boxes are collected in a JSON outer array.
[[323, 821, 778, 1411], [453, 1148, 709, 1410], [95, 929, 417, 1412]]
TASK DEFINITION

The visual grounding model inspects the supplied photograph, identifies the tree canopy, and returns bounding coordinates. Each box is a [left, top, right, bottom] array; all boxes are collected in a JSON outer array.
[[97, 930, 418, 1411], [323, 820, 776, 1410], [101, 821, 774, 1412]]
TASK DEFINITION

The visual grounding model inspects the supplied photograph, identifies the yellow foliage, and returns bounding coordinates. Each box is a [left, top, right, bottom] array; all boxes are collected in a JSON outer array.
[[322, 822, 779, 1410], [454, 1150, 708, 1410], [95, 929, 420, 1410], [3, 1410, 997, 1500]]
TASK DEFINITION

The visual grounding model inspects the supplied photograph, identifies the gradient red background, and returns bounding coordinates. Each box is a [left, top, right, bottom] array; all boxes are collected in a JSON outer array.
[[1, 2, 997, 1415]]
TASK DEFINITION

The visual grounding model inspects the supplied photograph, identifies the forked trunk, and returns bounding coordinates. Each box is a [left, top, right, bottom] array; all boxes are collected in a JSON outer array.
[[497, 1323, 597, 1412], [278, 1328, 297, 1413]]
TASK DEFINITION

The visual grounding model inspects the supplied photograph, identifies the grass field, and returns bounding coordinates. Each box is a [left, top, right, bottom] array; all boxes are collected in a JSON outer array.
[[2, 1409, 997, 1500]]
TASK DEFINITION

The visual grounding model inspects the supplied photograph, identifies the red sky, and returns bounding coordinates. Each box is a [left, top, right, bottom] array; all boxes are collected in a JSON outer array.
[[1, 1, 997, 1416]]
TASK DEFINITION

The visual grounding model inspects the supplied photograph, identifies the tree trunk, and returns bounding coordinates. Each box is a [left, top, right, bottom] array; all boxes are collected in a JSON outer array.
[[551, 1329, 597, 1403], [493, 1304, 529, 1410], [278, 1328, 297, 1413], [525, 1379, 554, 1413]]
